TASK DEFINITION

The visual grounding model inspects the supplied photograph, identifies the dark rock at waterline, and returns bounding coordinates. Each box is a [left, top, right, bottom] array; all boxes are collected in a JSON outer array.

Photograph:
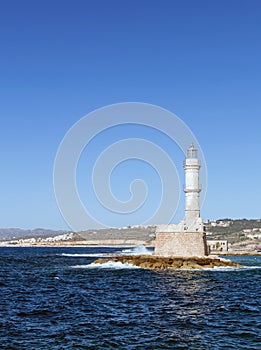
[[93, 255, 242, 269]]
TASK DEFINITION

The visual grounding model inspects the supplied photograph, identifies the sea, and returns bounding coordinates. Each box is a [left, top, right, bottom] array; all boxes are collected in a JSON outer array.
[[0, 247, 260, 350]]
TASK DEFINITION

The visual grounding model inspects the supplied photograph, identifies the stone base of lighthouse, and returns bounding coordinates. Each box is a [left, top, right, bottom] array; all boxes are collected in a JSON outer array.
[[154, 223, 209, 257]]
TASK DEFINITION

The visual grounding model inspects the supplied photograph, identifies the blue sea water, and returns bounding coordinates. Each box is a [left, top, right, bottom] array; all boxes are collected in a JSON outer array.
[[0, 247, 260, 350]]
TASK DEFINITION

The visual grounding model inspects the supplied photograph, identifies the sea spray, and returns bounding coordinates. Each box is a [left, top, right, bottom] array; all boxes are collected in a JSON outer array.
[[121, 245, 153, 255], [71, 261, 141, 269]]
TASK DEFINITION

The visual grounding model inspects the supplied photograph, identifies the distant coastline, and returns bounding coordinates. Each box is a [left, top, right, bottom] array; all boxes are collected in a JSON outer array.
[[0, 219, 260, 255], [0, 241, 259, 256]]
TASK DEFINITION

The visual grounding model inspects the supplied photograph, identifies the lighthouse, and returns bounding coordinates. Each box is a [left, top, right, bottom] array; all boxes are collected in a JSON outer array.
[[154, 143, 208, 257], [184, 143, 201, 230]]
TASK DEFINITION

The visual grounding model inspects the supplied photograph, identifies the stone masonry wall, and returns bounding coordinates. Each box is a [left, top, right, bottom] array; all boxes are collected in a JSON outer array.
[[154, 232, 208, 257]]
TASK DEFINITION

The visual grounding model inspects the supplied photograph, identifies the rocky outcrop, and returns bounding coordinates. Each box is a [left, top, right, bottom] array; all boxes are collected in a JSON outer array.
[[93, 255, 241, 269]]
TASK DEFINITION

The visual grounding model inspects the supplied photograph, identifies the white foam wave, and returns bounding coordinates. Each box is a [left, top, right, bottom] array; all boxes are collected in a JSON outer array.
[[178, 266, 261, 272], [200, 266, 238, 271], [71, 261, 140, 269], [121, 245, 153, 255], [240, 266, 261, 270]]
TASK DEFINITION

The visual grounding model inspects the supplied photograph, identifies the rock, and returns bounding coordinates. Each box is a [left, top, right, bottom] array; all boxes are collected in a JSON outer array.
[[92, 255, 241, 270]]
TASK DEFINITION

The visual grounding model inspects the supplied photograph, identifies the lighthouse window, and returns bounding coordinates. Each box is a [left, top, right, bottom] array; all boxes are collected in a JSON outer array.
[[187, 149, 197, 158]]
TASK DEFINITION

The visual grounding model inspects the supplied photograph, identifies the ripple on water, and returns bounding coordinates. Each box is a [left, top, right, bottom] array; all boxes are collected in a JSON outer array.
[[0, 248, 260, 350]]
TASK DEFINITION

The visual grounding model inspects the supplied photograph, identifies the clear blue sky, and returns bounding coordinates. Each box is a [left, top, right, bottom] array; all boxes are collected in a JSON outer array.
[[0, 0, 260, 230]]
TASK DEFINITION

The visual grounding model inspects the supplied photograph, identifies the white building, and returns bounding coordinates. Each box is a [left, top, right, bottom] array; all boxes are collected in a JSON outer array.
[[208, 240, 228, 253]]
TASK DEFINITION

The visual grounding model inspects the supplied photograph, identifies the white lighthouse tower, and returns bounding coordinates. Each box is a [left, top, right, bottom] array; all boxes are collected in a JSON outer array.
[[184, 143, 201, 230], [154, 143, 208, 257]]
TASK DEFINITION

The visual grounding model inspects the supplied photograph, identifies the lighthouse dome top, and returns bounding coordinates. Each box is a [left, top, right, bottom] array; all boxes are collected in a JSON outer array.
[[186, 143, 198, 159]]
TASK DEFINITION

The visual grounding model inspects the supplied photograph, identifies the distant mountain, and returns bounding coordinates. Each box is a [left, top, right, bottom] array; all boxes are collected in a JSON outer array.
[[0, 228, 68, 240]]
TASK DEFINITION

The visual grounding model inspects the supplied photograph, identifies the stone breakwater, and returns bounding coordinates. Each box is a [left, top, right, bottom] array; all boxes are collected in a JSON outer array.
[[93, 255, 242, 269]]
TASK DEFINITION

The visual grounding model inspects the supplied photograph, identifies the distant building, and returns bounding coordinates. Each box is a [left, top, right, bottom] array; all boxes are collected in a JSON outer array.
[[246, 233, 261, 240], [208, 240, 228, 253], [209, 220, 231, 228]]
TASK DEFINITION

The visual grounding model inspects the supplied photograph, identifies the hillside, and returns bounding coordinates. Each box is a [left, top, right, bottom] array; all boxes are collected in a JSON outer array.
[[0, 220, 260, 250], [76, 226, 156, 242], [205, 219, 261, 244]]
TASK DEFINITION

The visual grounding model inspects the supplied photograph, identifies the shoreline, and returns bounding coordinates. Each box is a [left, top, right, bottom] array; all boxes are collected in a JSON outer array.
[[0, 242, 260, 256]]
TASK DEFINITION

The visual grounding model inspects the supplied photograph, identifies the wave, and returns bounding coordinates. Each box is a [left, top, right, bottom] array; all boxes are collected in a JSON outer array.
[[178, 266, 261, 272], [60, 253, 107, 257], [71, 261, 141, 269], [120, 245, 153, 255], [70, 263, 261, 271], [70, 264, 261, 272]]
